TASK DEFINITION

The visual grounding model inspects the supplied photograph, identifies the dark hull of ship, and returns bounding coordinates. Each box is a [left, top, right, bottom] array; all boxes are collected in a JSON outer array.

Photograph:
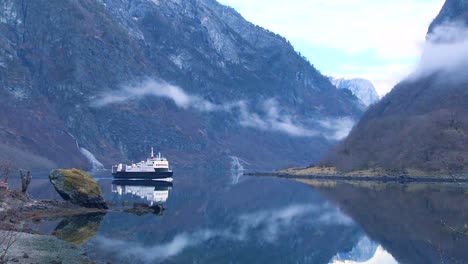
[[112, 170, 173, 179]]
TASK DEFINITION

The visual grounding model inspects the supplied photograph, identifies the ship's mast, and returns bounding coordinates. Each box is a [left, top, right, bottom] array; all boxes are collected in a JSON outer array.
[[151, 147, 154, 158]]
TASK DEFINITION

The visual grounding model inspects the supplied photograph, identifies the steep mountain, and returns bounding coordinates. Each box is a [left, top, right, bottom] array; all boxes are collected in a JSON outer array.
[[323, 0, 468, 174], [329, 78, 380, 108], [428, 0, 468, 33], [0, 0, 362, 171]]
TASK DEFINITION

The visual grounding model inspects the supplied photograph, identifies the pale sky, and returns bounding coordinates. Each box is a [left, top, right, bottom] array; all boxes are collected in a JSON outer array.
[[217, 0, 445, 96]]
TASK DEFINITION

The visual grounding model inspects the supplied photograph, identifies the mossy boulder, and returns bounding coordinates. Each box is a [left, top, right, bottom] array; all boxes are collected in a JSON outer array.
[[49, 169, 108, 209]]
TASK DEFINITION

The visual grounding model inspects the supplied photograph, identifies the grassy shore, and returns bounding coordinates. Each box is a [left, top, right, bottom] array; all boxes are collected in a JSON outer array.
[[246, 166, 468, 183]]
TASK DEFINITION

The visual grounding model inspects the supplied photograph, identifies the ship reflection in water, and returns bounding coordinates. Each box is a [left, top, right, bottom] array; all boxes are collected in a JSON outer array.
[[111, 179, 173, 215]]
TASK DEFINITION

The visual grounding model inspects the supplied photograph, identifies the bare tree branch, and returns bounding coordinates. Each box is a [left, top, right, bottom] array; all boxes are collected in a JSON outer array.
[[0, 230, 21, 262], [0, 161, 14, 184]]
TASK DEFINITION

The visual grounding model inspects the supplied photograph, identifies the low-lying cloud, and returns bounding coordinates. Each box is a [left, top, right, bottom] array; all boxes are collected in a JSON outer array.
[[91, 79, 218, 111], [237, 99, 321, 137], [318, 117, 355, 141], [93, 203, 353, 262], [410, 22, 468, 81], [91, 79, 354, 140]]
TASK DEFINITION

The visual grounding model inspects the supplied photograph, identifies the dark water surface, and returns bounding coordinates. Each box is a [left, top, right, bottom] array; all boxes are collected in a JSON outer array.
[[19, 169, 468, 264]]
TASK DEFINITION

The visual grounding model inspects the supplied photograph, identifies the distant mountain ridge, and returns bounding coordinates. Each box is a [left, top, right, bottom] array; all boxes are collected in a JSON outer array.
[[323, 0, 468, 174], [0, 0, 362, 170], [329, 78, 380, 108]]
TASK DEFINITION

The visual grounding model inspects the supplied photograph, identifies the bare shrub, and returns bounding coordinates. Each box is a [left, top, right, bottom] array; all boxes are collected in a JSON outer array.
[[0, 230, 21, 263], [0, 161, 14, 184]]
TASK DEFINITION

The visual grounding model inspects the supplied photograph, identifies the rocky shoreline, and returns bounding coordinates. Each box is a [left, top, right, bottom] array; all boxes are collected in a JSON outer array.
[[0, 168, 109, 263], [0, 189, 99, 263], [0, 168, 169, 263], [0, 168, 109, 232], [0, 191, 105, 229], [0, 231, 92, 264]]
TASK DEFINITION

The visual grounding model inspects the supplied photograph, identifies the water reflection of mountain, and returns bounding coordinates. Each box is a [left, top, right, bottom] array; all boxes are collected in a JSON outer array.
[[300, 181, 468, 264], [111, 180, 173, 206], [88, 175, 369, 263], [330, 236, 380, 263]]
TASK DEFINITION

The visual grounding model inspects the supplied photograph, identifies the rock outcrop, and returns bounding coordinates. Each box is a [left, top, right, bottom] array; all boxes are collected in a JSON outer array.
[[49, 169, 108, 209]]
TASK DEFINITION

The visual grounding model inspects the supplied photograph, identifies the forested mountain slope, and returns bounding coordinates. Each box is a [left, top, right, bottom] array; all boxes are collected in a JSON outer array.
[[323, 0, 468, 174]]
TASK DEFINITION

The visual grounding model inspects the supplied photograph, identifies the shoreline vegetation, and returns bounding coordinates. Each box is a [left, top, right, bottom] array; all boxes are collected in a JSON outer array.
[[245, 166, 468, 183], [0, 167, 168, 263], [0, 168, 108, 263]]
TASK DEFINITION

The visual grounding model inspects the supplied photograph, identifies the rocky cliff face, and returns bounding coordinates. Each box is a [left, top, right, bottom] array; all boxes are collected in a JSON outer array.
[[0, 0, 362, 171], [323, 0, 468, 174], [428, 0, 468, 34], [330, 78, 380, 108]]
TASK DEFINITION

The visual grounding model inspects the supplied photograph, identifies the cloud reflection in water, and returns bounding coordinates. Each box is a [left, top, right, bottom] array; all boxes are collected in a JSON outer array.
[[93, 203, 353, 262], [331, 245, 398, 264]]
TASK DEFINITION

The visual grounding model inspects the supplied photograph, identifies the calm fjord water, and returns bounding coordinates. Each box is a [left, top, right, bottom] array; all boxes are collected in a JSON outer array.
[[22, 169, 468, 264]]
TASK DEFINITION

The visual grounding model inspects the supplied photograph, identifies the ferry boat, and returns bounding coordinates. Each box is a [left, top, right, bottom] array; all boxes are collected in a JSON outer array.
[[112, 148, 173, 179]]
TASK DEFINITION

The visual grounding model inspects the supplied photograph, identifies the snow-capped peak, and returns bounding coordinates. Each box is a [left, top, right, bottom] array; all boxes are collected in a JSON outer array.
[[330, 77, 380, 107]]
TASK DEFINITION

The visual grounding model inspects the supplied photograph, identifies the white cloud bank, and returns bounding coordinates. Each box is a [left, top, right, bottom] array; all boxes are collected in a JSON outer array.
[[91, 79, 354, 140], [218, 0, 444, 96], [410, 22, 468, 80], [91, 79, 218, 112], [237, 99, 319, 137], [219, 0, 441, 58], [318, 117, 355, 142], [93, 203, 353, 262]]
